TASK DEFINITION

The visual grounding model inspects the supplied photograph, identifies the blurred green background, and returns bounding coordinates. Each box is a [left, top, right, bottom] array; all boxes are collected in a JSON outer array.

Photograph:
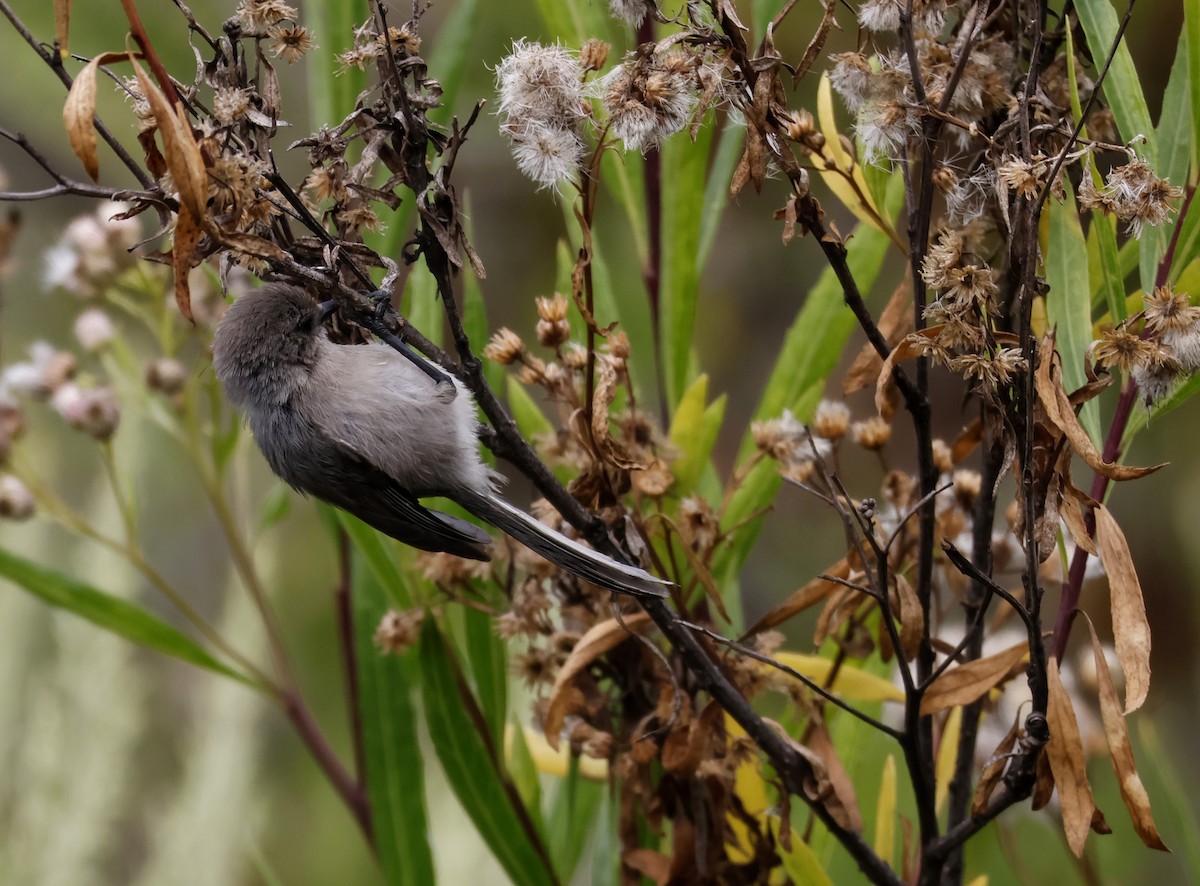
[[1, 1, 1197, 883]]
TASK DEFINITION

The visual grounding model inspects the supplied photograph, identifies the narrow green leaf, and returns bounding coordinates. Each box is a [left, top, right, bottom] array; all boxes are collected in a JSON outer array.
[[420, 621, 557, 886], [531, 0, 611, 45], [464, 604, 507, 746], [1043, 179, 1102, 443], [660, 122, 715, 406], [698, 121, 746, 265], [1170, 193, 1200, 281], [1157, 30, 1194, 190], [426, 0, 481, 124], [1075, 0, 1161, 293], [0, 548, 251, 685], [338, 512, 415, 608], [738, 186, 901, 463], [1075, 0, 1155, 160], [506, 376, 556, 441], [772, 820, 834, 886], [257, 484, 293, 533], [547, 762, 605, 881], [353, 556, 435, 886], [404, 266, 443, 349], [1186, 0, 1200, 174], [668, 374, 727, 498], [1088, 208, 1126, 323], [507, 722, 544, 817]]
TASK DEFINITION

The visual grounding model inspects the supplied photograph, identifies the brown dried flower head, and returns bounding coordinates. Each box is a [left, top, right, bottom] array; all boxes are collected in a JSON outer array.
[[374, 609, 425, 654]]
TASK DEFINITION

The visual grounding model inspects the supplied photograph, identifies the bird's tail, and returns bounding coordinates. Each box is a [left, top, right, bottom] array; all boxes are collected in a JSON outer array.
[[458, 491, 670, 599]]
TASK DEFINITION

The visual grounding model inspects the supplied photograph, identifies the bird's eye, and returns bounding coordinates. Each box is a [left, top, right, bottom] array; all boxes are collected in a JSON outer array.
[[296, 308, 315, 332]]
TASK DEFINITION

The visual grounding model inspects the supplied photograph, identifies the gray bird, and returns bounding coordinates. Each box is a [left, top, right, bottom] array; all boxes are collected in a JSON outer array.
[[212, 283, 669, 598]]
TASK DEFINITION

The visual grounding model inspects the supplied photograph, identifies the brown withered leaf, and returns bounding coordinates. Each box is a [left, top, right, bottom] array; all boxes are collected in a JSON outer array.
[[1094, 503, 1152, 713], [623, 848, 670, 885], [813, 582, 861, 647], [972, 715, 1020, 815], [804, 718, 864, 832], [1034, 333, 1165, 481], [844, 277, 912, 395], [891, 573, 924, 662], [920, 640, 1028, 716], [54, 0, 71, 56], [172, 206, 201, 322], [1031, 746, 1055, 811], [1082, 615, 1168, 850], [1060, 483, 1098, 556], [875, 331, 937, 420], [133, 57, 207, 221], [950, 418, 984, 464], [741, 557, 848, 639], [1046, 657, 1099, 857], [63, 52, 137, 181], [544, 613, 652, 750], [589, 356, 646, 471]]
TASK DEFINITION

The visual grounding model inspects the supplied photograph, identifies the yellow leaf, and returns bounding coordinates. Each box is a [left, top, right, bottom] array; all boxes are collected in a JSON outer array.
[[506, 725, 608, 781], [874, 755, 897, 866], [771, 818, 834, 886], [726, 715, 772, 863], [770, 652, 905, 702], [814, 73, 883, 232], [936, 707, 962, 814]]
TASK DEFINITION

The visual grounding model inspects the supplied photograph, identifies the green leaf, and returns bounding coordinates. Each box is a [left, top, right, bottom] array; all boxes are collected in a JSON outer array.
[[464, 604, 507, 747], [353, 556, 435, 886], [660, 122, 716, 407], [419, 621, 558, 886], [668, 374, 727, 498], [427, 0, 481, 124], [257, 484, 292, 533], [0, 548, 251, 685], [547, 760, 605, 881], [506, 375, 556, 441], [1087, 207, 1126, 323], [698, 121, 746, 266], [404, 266, 443, 350], [1043, 179, 1101, 444], [338, 513, 415, 608], [739, 180, 902, 465], [772, 819, 834, 886], [1186, 0, 1200, 175], [531, 0, 611, 45], [1075, 0, 1161, 293], [1157, 30, 1194, 191]]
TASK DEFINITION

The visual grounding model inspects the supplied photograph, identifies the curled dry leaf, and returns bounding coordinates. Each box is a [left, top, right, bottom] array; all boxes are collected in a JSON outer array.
[[741, 557, 848, 639], [1046, 657, 1098, 858], [803, 718, 864, 832], [1060, 483, 1098, 556], [54, 0, 71, 57], [172, 206, 201, 322], [891, 573, 923, 662], [623, 848, 670, 885], [972, 714, 1020, 815], [1094, 503, 1151, 713], [63, 52, 138, 181], [1082, 615, 1168, 850], [132, 57, 208, 221], [1034, 333, 1165, 481], [843, 277, 912, 396], [590, 356, 648, 471], [875, 330, 938, 420], [544, 612, 652, 750], [920, 640, 1028, 716]]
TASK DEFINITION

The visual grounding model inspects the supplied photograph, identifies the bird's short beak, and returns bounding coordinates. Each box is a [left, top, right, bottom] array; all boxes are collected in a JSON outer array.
[[317, 300, 339, 321]]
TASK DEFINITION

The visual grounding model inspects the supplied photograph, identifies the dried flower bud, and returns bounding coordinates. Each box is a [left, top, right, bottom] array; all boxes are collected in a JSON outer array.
[[0, 474, 35, 520], [269, 24, 315, 64], [43, 203, 140, 299], [609, 0, 653, 25], [582, 730, 614, 760], [535, 293, 571, 348], [851, 416, 892, 450], [601, 51, 698, 152], [931, 438, 953, 474], [952, 469, 982, 509], [145, 357, 189, 396], [73, 308, 116, 354], [374, 609, 424, 654], [483, 327, 525, 365], [811, 400, 851, 440], [678, 495, 718, 553], [1, 342, 76, 400], [634, 458, 674, 497], [51, 383, 121, 441], [752, 409, 805, 462], [580, 38, 610, 72]]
